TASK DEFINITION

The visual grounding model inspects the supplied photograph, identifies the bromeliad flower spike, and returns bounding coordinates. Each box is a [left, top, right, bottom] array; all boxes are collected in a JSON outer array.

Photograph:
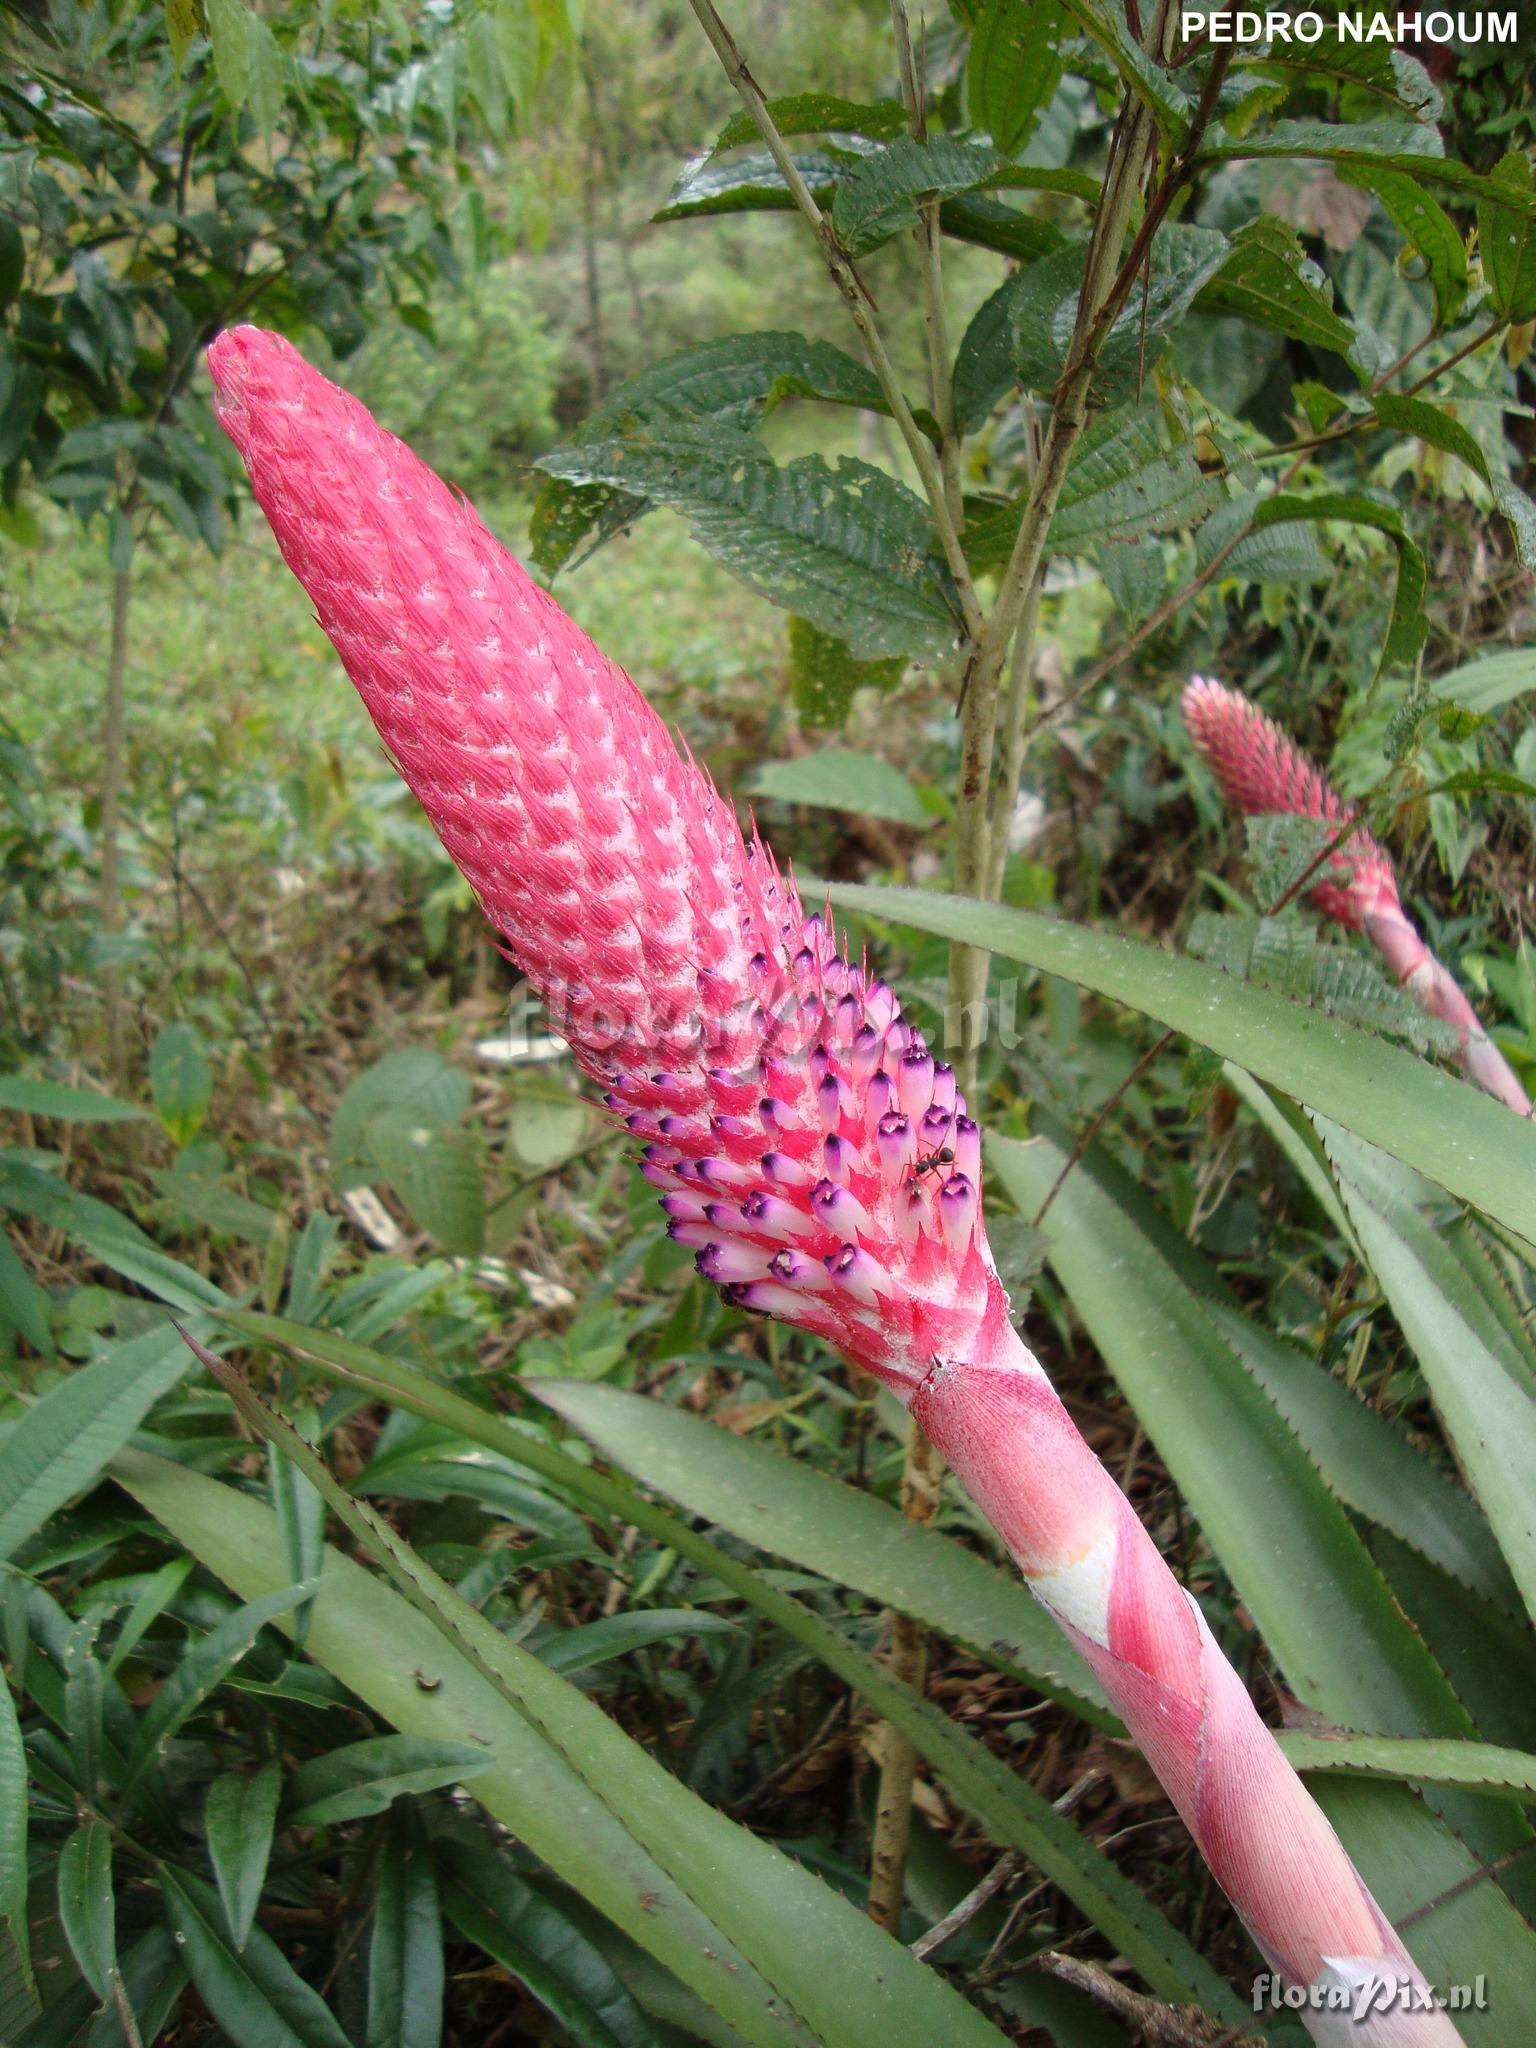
[[1183, 673, 1531, 1117], [210, 327, 1464, 2046]]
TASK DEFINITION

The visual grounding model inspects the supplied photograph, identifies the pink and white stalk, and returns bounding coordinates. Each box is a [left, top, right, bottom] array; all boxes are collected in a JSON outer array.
[[210, 328, 1464, 2044], [1183, 674, 1530, 1117]]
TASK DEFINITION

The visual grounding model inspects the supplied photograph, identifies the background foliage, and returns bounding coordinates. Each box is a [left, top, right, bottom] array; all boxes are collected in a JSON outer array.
[[3, 0, 1536, 2043]]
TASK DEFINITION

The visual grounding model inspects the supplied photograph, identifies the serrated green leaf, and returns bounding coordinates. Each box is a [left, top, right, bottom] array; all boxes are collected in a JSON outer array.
[[1279, 1732, 1536, 1801], [246, 12, 284, 141], [1477, 151, 1536, 323], [1198, 121, 1536, 225], [655, 150, 839, 224], [939, 191, 1068, 262], [1337, 164, 1467, 328], [368, 1120, 485, 1257], [1054, 0, 1191, 139], [288, 1735, 493, 1828], [161, 1866, 353, 2048], [830, 137, 1004, 255], [709, 94, 908, 155], [787, 616, 902, 729], [967, 0, 1067, 156], [1194, 215, 1356, 353], [331, 1051, 470, 1189], [1250, 489, 1426, 672], [747, 750, 928, 826], [969, 402, 1220, 572], [1096, 224, 1233, 395], [824, 881, 1536, 1245], [57, 1823, 115, 2001], [164, 0, 198, 69], [1373, 391, 1536, 568], [953, 274, 1023, 433], [0, 1326, 194, 1563], [538, 423, 955, 659], [367, 1814, 443, 2048], [150, 1023, 213, 1146], [207, 0, 253, 110], [206, 1760, 283, 1951], [531, 334, 918, 576]]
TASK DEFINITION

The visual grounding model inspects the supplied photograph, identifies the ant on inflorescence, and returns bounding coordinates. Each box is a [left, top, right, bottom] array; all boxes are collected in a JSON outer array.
[[910, 1145, 954, 1184]]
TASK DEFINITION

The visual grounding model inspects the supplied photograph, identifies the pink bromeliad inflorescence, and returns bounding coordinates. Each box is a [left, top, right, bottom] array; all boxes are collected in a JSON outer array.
[[1183, 674, 1530, 1117], [210, 327, 1466, 2047]]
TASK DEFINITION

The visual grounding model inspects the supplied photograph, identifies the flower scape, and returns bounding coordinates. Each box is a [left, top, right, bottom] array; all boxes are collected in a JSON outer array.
[[209, 325, 1467, 2045]]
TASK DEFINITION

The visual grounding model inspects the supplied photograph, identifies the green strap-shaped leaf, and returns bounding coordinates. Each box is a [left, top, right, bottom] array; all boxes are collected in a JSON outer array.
[[0, 1665, 38, 2036], [123, 1580, 313, 1789], [287, 1735, 493, 1828], [826, 880, 1536, 1245], [0, 1160, 229, 1312], [161, 1866, 353, 2048], [0, 1075, 146, 1123], [203, 1314, 1235, 2013], [367, 1812, 444, 2048], [1321, 1122, 1536, 1625], [1279, 1732, 1536, 1801], [439, 1840, 668, 2048], [0, 1326, 195, 1563], [57, 1821, 115, 2002], [524, 1373, 1106, 1723], [116, 1442, 1018, 2048], [989, 1129, 1536, 2004], [206, 1759, 283, 1951]]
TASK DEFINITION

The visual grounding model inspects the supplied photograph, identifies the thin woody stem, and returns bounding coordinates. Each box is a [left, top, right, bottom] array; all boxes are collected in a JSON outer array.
[[869, 0, 963, 1936], [685, 0, 982, 640], [984, 579, 1042, 902], [946, 7, 1176, 1094]]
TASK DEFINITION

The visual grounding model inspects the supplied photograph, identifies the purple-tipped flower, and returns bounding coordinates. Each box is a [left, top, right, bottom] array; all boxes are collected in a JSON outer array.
[[209, 332, 1468, 2040]]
